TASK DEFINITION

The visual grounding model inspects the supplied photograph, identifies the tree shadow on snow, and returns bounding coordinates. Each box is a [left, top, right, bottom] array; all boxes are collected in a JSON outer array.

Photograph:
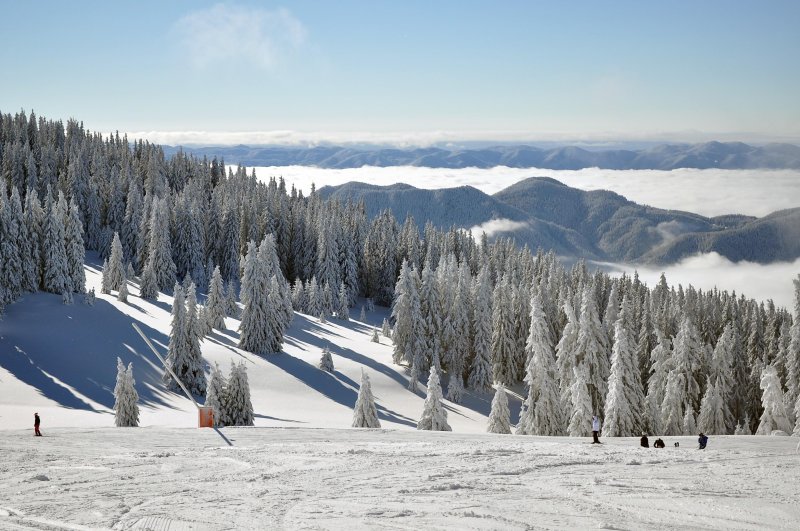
[[0, 292, 188, 412], [262, 352, 416, 427]]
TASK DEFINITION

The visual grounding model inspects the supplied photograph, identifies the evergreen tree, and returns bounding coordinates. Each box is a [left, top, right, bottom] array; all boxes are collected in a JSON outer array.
[[672, 315, 705, 412], [755, 364, 793, 434], [146, 198, 176, 291], [698, 378, 727, 435], [203, 266, 226, 332], [239, 240, 272, 354], [371, 328, 380, 343], [487, 384, 511, 434], [576, 284, 610, 413], [786, 276, 800, 412], [381, 318, 391, 338], [64, 198, 86, 293], [391, 260, 423, 366], [205, 362, 228, 427], [352, 369, 381, 428], [106, 232, 125, 292], [113, 358, 139, 427], [138, 259, 159, 300], [519, 292, 562, 435], [417, 366, 451, 431], [645, 332, 672, 435], [468, 266, 493, 391], [568, 365, 594, 437], [603, 297, 644, 437], [336, 282, 350, 321], [683, 407, 697, 436], [41, 190, 69, 294], [224, 361, 254, 426], [164, 283, 206, 396], [491, 275, 516, 386], [661, 371, 686, 436], [556, 299, 580, 411], [319, 346, 334, 372], [117, 271, 129, 303]]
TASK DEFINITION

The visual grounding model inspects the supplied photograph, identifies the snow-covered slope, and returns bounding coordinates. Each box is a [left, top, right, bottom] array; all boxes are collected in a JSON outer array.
[[1, 427, 798, 530], [0, 256, 516, 432]]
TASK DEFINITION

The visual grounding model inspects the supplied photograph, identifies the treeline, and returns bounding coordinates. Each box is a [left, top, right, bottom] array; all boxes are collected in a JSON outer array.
[[0, 109, 798, 436]]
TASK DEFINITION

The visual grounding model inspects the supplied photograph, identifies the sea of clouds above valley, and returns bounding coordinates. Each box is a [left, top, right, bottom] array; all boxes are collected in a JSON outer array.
[[247, 165, 800, 308]]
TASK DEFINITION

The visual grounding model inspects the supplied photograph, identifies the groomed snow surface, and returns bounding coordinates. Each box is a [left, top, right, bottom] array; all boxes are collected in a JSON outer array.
[[2, 259, 800, 529]]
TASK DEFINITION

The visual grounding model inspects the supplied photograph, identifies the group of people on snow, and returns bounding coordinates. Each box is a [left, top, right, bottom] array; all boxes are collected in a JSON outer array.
[[591, 415, 709, 449]]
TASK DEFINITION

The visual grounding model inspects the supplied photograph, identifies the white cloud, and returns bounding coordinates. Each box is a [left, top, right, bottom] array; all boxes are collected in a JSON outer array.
[[243, 165, 800, 217], [173, 4, 306, 70], [601, 253, 800, 309], [469, 219, 530, 239]]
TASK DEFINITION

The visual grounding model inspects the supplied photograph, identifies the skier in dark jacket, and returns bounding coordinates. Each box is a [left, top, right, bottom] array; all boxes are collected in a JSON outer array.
[[34, 413, 42, 436], [640, 433, 649, 448], [698, 433, 708, 450]]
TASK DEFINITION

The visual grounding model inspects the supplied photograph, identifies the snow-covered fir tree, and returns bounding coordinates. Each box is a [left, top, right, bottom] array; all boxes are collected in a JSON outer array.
[[224, 361, 254, 426], [682, 406, 697, 436], [568, 365, 594, 437], [417, 366, 451, 431], [468, 266, 493, 391], [603, 296, 644, 437], [113, 358, 139, 427], [518, 292, 562, 435], [755, 364, 793, 434], [204, 266, 227, 332], [487, 384, 511, 434], [117, 271, 129, 303], [352, 369, 381, 428], [319, 346, 334, 372], [371, 328, 380, 343], [576, 284, 610, 414], [164, 283, 206, 396], [697, 378, 727, 435], [106, 232, 125, 292], [205, 362, 228, 427]]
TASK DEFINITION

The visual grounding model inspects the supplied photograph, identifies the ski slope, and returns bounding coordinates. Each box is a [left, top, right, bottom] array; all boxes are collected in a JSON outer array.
[[0, 255, 510, 432], [0, 427, 798, 530]]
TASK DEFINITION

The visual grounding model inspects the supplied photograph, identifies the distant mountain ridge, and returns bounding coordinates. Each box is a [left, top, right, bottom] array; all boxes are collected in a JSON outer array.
[[319, 178, 800, 265], [165, 141, 800, 170]]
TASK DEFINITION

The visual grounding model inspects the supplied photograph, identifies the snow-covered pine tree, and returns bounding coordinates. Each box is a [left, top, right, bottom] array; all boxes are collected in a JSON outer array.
[[113, 358, 139, 427], [468, 266, 493, 391], [138, 259, 159, 300], [238, 240, 271, 354], [491, 274, 516, 386], [352, 369, 381, 428], [359, 305, 366, 321], [100, 259, 111, 294], [84, 287, 96, 306], [224, 361, 254, 426], [336, 282, 349, 321], [225, 280, 239, 318], [711, 323, 736, 432], [183, 281, 206, 394], [755, 364, 793, 434], [556, 298, 580, 410], [205, 266, 227, 332], [147, 198, 177, 291], [371, 328, 380, 343], [661, 371, 686, 436], [64, 198, 86, 293], [381, 318, 391, 338], [576, 284, 610, 414], [568, 365, 594, 437], [319, 346, 334, 372], [417, 366, 451, 431], [787, 275, 800, 432], [697, 378, 727, 435], [487, 384, 511, 434], [672, 314, 705, 413], [117, 270, 129, 303], [106, 232, 125, 292], [41, 189, 69, 294], [205, 362, 228, 427], [603, 296, 644, 437], [519, 292, 562, 435], [645, 331, 672, 435], [682, 407, 697, 436], [391, 260, 422, 366]]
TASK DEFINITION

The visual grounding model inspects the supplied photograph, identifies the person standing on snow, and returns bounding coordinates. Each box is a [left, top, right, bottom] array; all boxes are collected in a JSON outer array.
[[591, 415, 602, 444], [34, 413, 42, 436], [698, 433, 708, 450], [640, 433, 649, 448]]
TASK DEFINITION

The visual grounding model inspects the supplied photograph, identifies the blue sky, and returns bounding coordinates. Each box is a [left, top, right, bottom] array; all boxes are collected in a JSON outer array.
[[1, 1, 798, 145]]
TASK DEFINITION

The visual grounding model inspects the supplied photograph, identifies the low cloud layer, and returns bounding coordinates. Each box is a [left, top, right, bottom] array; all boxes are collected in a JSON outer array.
[[602, 253, 800, 309], [251, 165, 800, 217], [173, 4, 306, 70], [469, 219, 530, 239]]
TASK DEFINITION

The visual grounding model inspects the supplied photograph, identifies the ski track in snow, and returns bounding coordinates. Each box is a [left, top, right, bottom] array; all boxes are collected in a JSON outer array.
[[0, 429, 798, 530]]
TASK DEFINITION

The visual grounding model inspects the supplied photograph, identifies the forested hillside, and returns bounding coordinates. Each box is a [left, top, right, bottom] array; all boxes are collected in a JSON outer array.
[[1, 109, 799, 437]]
